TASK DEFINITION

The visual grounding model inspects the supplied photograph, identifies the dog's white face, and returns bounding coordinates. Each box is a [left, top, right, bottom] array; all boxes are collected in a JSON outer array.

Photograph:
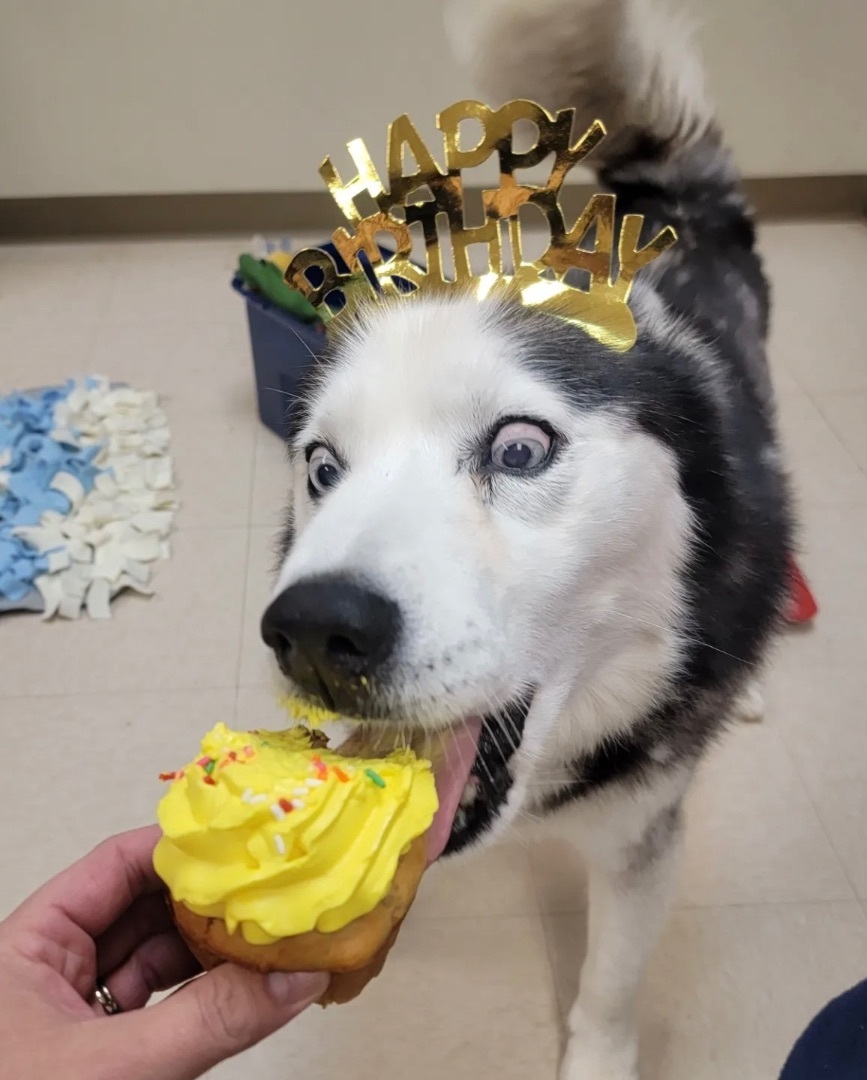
[[268, 295, 690, 851]]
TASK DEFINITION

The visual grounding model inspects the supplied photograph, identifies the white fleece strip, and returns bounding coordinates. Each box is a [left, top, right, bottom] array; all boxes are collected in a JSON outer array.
[[15, 378, 178, 620]]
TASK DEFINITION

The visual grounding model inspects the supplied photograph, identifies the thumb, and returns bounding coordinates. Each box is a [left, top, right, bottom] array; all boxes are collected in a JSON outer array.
[[105, 964, 329, 1080]]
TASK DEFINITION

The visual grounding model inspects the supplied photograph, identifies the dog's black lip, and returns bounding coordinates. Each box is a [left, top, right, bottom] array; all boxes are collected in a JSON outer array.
[[276, 687, 532, 757], [312, 670, 336, 712], [444, 691, 534, 856]]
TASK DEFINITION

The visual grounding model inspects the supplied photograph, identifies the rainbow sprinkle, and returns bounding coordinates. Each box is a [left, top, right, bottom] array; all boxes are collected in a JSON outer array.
[[278, 798, 294, 814], [311, 756, 328, 779], [333, 766, 350, 783], [365, 768, 386, 789], [270, 803, 286, 821], [274, 834, 286, 856], [158, 771, 177, 782]]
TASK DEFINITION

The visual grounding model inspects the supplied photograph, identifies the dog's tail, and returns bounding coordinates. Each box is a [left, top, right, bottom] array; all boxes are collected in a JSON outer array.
[[444, 0, 746, 230]]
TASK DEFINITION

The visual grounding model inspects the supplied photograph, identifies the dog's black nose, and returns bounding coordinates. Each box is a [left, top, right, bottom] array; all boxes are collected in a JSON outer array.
[[260, 575, 400, 711]]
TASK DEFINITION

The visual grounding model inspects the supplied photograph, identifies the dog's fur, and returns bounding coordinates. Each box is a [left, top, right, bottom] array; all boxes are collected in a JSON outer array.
[[267, 1, 792, 1074]]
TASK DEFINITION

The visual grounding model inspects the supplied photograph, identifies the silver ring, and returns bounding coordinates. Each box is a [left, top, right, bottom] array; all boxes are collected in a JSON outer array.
[[94, 978, 123, 1016]]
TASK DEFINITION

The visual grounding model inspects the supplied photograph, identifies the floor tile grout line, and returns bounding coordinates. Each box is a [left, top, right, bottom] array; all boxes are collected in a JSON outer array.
[[526, 852, 569, 1022], [536, 906, 575, 1025], [538, 895, 865, 917], [764, 729, 862, 904], [671, 895, 865, 911], [167, 523, 251, 533], [82, 244, 127, 332], [793, 378, 865, 461], [514, 826, 545, 919], [0, 683, 240, 703], [232, 531, 255, 708], [233, 419, 269, 718], [807, 391, 867, 483], [774, 364, 809, 399], [507, 833, 560, 1010]]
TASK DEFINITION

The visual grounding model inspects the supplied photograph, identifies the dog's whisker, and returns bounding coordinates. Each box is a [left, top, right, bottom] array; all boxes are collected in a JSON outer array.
[[263, 386, 303, 404], [606, 606, 755, 667]]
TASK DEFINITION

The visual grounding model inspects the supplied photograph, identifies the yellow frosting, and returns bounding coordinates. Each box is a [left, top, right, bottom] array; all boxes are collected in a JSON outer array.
[[279, 694, 345, 728], [153, 723, 437, 944]]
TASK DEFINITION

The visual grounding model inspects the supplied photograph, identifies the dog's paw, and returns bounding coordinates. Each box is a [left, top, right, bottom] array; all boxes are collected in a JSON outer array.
[[560, 1038, 639, 1080], [732, 680, 765, 724], [560, 1008, 639, 1080]]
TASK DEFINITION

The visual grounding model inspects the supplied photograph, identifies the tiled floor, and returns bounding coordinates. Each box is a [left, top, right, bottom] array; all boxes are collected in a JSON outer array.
[[1, 222, 866, 1079]]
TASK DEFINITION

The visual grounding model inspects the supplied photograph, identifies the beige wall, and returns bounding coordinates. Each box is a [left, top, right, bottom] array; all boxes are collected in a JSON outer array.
[[0, 0, 864, 200]]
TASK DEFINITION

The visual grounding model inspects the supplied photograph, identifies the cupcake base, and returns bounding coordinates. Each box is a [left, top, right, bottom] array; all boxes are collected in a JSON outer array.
[[169, 832, 427, 1005]]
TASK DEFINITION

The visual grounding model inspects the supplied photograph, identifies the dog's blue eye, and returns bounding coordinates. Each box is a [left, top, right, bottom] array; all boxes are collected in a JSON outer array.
[[490, 421, 552, 472], [308, 446, 342, 494], [501, 441, 535, 468]]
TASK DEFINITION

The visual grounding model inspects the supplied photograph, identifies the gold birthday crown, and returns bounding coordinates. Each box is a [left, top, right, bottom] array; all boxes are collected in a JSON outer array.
[[285, 99, 677, 352]]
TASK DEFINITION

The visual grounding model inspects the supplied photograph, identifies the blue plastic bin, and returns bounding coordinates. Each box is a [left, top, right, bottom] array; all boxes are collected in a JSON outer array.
[[235, 241, 410, 440], [232, 275, 326, 440], [233, 240, 348, 439]]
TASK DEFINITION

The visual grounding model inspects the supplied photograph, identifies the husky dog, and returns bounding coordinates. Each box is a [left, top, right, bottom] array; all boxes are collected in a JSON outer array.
[[261, 0, 792, 1074]]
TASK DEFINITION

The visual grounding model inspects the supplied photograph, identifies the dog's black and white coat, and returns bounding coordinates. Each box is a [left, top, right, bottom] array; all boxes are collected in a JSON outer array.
[[260, 1, 793, 1075]]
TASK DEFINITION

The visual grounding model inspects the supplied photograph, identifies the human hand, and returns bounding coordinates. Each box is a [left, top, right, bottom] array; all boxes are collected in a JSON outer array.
[[0, 825, 328, 1080]]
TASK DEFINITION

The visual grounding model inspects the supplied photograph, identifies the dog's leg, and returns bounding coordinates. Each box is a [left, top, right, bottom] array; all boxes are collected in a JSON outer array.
[[562, 802, 683, 1080]]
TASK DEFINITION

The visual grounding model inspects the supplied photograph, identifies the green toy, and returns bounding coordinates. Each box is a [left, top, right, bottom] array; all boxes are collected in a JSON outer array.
[[237, 254, 322, 323]]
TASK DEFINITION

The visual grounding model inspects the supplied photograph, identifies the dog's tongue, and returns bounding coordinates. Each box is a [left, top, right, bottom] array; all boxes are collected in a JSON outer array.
[[336, 718, 482, 864], [427, 718, 482, 864]]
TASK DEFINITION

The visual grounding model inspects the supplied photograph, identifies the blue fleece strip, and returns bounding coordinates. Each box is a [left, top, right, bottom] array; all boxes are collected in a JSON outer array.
[[0, 383, 103, 604]]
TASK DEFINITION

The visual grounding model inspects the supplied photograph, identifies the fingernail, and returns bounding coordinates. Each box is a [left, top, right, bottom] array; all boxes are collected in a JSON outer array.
[[266, 970, 329, 1006]]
